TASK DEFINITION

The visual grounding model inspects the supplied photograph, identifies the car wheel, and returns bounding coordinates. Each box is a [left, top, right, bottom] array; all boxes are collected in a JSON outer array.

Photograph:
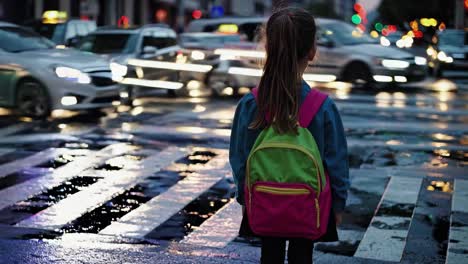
[[342, 62, 373, 88], [16, 79, 51, 119]]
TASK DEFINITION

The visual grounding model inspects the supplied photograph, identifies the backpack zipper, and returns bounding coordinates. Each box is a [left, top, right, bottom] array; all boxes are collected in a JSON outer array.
[[315, 198, 320, 228], [255, 185, 310, 195]]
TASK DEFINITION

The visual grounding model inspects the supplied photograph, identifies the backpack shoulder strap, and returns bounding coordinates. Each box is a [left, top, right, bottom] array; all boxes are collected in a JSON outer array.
[[298, 89, 328, 128], [251, 87, 259, 101], [251, 87, 327, 127]]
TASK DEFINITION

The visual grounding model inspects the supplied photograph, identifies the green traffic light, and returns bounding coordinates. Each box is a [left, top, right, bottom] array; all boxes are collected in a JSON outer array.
[[351, 14, 362, 24], [375, 22, 383, 32]]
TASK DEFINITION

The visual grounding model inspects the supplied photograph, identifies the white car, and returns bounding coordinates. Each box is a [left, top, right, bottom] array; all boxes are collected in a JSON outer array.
[[0, 22, 124, 118]]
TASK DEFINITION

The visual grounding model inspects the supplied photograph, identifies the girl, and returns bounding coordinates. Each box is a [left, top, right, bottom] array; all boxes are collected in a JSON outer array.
[[229, 7, 349, 264]]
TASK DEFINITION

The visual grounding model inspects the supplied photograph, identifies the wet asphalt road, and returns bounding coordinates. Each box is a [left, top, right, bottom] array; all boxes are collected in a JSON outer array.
[[0, 78, 467, 264]]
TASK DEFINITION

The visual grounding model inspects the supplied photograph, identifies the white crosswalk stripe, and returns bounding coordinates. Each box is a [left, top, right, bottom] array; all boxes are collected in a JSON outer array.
[[99, 150, 230, 238], [16, 146, 186, 231], [0, 148, 15, 157], [0, 148, 67, 179], [0, 143, 136, 210], [354, 176, 423, 262], [446, 179, 468, 264], [0, 123, 33, 137], [181, 199, 242, 248]]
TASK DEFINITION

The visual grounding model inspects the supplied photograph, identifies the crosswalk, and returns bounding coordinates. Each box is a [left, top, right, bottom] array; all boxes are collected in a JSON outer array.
[[0, 142, 465, 263], [0, 89, 466, 263]]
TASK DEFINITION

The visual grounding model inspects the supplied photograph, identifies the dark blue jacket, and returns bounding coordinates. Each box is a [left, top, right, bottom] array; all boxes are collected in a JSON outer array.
[[229, 81, 350, 213]]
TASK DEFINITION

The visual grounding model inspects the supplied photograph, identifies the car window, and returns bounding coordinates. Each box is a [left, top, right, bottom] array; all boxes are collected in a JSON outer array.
[[27, 22, 66, 44], [0, 26, 55, 52], [65, 22, 77, 40], [76, 22, 88, 36], [142, 30, 177, 49], [78, 33, 139, 54], [439, 31, 467, 47], [320, 22, 377, 45], [180, 34, 241, 46]]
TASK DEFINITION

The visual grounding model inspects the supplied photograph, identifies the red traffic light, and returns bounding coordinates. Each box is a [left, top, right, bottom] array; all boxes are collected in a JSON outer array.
[[354, 3, 364, 13], [192, 9, 202, 19]]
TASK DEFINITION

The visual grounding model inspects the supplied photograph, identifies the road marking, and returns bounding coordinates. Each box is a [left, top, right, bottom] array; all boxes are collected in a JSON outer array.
[[338, 102, 468, 116], [446, 180, 468, 264], [130, 125, 231, 140], [99, 150, 230, 239], [343, 120, 468, 134], [0, 133, 80, 144], [16, 146, 186, 231], [0, 148, 66, 179], [0, 143, 136, 211], [181, 199, 242, 248], [354, 176, 422, 262], [0, 148, 15, 157], [452, 179, 468, 214], [0, 123, 33, 137]]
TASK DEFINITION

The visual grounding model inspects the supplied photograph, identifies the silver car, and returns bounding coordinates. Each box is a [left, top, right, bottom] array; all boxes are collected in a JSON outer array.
[[0, 22, 124, 118], [191, 18, 427, 93]]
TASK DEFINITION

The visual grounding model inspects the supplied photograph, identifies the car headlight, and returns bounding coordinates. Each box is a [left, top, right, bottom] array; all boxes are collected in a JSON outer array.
[[110, 62, 128, 81], [381, 59, 410, 69], [437, 51, 453, 63], [414, 56, 427, 66], [55, 66, 91, 84], [190, 50, 206, 60]]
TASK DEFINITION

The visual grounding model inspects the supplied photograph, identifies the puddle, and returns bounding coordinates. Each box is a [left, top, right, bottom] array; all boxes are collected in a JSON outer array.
[[0, 176, 100, 225], [376, 202, 415, 218], [62, 170, 184, 233], [36, 154, 76, 169], [401, 177, 451, 263], [94, 155, 144, 171], [145, 178, 235, 241]]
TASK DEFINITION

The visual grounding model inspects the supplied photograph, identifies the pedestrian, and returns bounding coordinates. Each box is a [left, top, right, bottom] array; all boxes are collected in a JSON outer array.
[[229, 7, 349, 264]]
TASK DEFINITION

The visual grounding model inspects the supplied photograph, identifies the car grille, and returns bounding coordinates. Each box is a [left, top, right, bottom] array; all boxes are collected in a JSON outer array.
[[88, 71, 117, 87], [91, 96, 120, 104]]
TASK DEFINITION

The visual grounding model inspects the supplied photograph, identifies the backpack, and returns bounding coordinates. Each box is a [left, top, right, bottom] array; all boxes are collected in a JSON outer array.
[[245, 87, 332, 240]]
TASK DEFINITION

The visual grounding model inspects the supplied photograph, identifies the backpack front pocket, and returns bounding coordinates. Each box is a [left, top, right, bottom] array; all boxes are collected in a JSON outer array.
[[248, 182, 320, 238]]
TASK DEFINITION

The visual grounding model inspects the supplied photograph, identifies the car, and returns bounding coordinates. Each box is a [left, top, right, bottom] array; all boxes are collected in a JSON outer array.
[[196, 18, 427, 92], [0, 22, 124, 118], [186, 17, 266, 42], [426, 29, 467, 77], [77, 24, 180, 97], [23, 11, 96, 47], [308, 19, 427, 86]]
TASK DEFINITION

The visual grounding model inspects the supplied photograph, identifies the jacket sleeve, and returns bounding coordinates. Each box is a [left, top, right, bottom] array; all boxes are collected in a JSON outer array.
[[229, 95, 258, 205], [323, 99, 350, 213]]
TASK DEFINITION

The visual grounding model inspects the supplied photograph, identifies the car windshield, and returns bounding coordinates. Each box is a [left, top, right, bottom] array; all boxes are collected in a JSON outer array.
[[180, 34, 241, 46], [321, 22, 377, 45], [0, 26, 55, 52], [78, 33, 139, 54], [29, 23, 66, 44], [439, 31, 467, 47]]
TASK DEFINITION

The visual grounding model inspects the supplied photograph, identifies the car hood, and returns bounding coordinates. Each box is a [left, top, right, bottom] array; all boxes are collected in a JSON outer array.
[[20, 48, 111, 71], [341, 44, 413, 59]]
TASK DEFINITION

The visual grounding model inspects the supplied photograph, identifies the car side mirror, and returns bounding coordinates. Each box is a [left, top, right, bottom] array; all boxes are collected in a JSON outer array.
[[142, 46, 158, 55], [317, 38, 334, 48]]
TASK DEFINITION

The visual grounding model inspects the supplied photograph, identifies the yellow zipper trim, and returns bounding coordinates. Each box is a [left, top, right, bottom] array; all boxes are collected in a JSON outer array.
[[255, 185, 310, 195], [315, 198, 320, 228]]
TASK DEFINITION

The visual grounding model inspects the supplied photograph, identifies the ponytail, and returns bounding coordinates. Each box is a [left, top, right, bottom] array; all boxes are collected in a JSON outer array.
[[250, 8, 316, 134]]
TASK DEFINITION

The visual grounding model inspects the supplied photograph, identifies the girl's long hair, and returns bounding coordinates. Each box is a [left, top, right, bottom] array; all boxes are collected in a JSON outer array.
[[250, 7, 316, 134]]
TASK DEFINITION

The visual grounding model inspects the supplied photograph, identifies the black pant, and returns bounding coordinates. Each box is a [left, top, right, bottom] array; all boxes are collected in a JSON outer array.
[[261, 237, 314, 264]]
